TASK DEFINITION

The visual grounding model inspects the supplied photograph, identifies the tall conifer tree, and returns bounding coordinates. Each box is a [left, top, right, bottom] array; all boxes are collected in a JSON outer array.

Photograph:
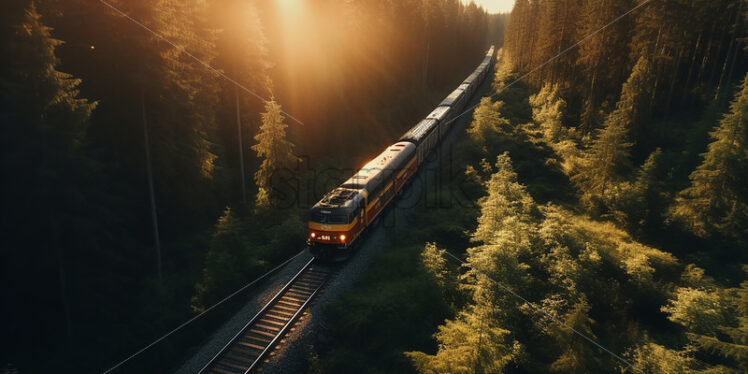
[[572, 57, 654, 209], [0, 2, 97, 344], [670, 73, 748, 241], [252, 99, 297, 209]]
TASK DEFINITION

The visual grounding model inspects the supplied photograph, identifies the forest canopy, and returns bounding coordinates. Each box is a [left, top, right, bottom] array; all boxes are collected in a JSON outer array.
[[0, 0, 501, 372], [309, 1, 748, 373]]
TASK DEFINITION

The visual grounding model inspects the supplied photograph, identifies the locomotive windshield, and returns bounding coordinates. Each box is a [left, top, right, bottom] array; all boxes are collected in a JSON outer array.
[[310, 210, 349, 224]]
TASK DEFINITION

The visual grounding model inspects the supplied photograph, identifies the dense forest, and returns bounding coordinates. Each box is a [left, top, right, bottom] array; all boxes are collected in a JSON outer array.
[[0, 0, 501, 372], [307, 0, 748, 373]]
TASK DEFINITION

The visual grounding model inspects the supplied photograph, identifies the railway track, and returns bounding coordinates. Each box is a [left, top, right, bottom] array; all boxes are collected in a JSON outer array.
[[199, 257, 331, 374]]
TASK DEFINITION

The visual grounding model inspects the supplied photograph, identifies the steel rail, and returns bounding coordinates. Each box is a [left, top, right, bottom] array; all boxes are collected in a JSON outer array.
[[199, 256, 329, 373]]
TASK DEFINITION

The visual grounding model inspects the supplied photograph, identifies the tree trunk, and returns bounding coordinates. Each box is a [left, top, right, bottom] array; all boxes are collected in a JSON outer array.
[[695, 18, 718, 86], [716, 0, 744, 101], [715, 35, 736, 101], [235, 85, 247, 205], [141, 89, 162, 280], [681, 31, 702, 106], [665, 46, 683, 116], [57, 233, 72, 347]]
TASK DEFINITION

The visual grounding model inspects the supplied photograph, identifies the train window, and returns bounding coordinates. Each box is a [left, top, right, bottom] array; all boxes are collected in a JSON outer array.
[[330, 215, 348, 224], [311, 212, 348, 224]]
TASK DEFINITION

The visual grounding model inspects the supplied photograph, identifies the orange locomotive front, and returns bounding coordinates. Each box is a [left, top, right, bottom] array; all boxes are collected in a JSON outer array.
[[307, 188, 366, 251]]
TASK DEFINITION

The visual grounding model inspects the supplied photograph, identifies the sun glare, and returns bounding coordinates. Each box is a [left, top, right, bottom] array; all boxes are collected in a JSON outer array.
[[276, 0, 302, 12]]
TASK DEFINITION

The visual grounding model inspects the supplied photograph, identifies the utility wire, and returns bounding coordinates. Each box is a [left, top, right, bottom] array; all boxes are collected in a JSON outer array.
[[445, 0, 655, 127], [98, 0, 305, 126], [102, 250, 308, 374], [444, 251, 644, 373]]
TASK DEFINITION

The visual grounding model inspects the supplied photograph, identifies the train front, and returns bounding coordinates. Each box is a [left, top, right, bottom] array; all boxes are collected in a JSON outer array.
[[308, 187, 365, 255]]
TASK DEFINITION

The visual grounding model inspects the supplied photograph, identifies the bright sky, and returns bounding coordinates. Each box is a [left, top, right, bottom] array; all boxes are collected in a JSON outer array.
[[463, 0, 516, 14]]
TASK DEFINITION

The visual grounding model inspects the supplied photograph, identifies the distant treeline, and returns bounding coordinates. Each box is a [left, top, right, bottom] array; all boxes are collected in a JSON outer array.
[[0, 0, 502, 372], [505, 0, 744, 132], [500, 0, 748, 243]]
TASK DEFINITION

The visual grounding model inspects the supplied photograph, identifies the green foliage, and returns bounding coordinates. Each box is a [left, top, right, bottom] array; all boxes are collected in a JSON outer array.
[[0, 4, 100, 369], [662, 271, 748, 372], [631, 149, 668, 227], [472, 152, 536, 245], [191, 207, 260, 312], [663, 287, 725, 335], [0, 0, 501, 372], [0, 365, 19, 374], [530, 84, 567, 143], [311, 244, 451, 374], [421, 242, 457, 299], [626, 342, 697, 374], [428, 3, 748, 372], [467, 97, 511, 149], [252, 99, 297, 210], [407, 305, 521, 374], [571, 116, 633, 212], [528, 83, 581, 175], [572, 57, 654, 214], [407, 144, 698, 373], [191, 206, 305, 313], [670, 73, 748, 243], [547, 299, 602, 373]]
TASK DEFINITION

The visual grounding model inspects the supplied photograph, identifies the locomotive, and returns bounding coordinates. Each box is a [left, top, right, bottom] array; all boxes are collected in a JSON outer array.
[[308, 46, 496, 253]]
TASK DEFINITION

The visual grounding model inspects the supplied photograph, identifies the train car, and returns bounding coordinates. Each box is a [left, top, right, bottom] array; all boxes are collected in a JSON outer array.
[[440, 87, 466, 109], [458, 83, 472, 105], [463, 70, 481, 92], [308, 45, 495, 255], [477, 63, 488, 81], [308, 142, 416, 252], [400, 118, 439, 166], [427, 105, 452, 123], [426, 106, 452, 140]]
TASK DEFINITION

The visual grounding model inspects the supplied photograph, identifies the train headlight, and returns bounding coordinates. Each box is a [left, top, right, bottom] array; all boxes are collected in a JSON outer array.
[[310, 232, 316, 238], [340, 234, 346, 241]]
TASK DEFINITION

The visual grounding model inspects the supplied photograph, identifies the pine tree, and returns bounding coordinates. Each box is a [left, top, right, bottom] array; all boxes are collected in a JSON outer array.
[[627, 342, 697, 373], [191, 207, 258, 312], [662, 287, 724, 335], [209, 0, 272, 204], [580, 97, 604, 134], [687, 276, 748, 372], [505, 0, 531, 69], [572, 116, 633, 212], [421, 242, 452, 293], [576, 0, 634, 102], [252, 99, 297, 209], [472, 152, 536, 245], [0, 2, 97, 344], [626, 148, 668, 233], [572, 57, 654, 211], [467, 97, 510, 149], [534, 0, 579, 85], [406, 305, 520, 373], [669, 72, 748, 242], [548, 299, 602, 373], [661, 269, 748, 372], [530, 83, 567, 142]]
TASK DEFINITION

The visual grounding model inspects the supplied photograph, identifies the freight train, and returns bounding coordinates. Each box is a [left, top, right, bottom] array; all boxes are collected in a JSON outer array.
[[307, 46, 496, 253]]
